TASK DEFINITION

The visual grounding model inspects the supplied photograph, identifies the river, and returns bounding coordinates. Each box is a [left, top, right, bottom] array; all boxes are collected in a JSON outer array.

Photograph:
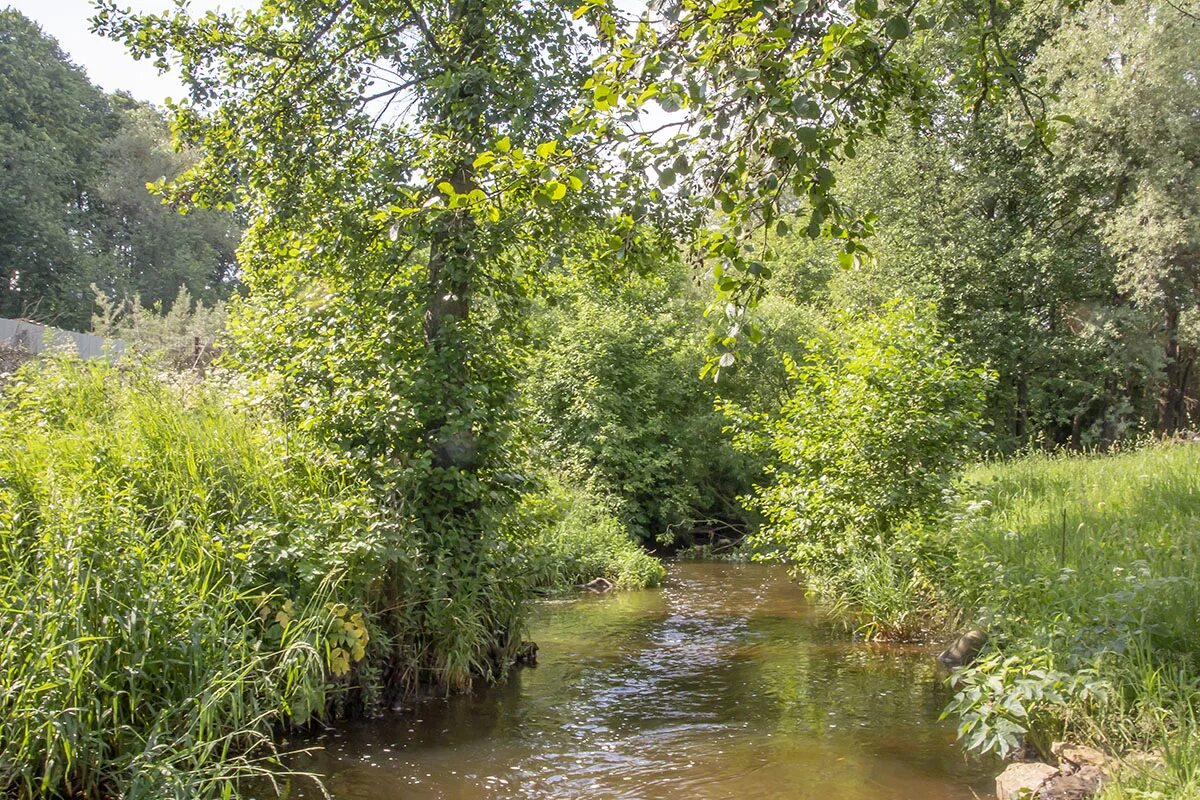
[[279, 561, 995, 799]]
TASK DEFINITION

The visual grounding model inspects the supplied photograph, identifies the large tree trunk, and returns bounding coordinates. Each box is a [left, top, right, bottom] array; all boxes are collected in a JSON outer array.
[[423, 161, 479, 470], [421, 0, 488, 472]]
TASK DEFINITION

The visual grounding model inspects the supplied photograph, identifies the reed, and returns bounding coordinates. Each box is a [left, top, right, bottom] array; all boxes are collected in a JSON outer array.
[[0, 359, 372, 798]]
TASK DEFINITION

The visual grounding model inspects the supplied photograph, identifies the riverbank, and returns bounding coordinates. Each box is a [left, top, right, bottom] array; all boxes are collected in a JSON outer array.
[[0, 359, 661, 800], [932, 446, 1199, 798]]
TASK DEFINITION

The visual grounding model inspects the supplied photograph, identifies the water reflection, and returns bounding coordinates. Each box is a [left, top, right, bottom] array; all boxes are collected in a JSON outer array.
[[276, 562, 995, 799]]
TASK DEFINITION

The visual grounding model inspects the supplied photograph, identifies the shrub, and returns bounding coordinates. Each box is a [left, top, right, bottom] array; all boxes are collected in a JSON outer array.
[[91, 284, 226, 369], [725, 300, 992, 590], [524, 288, 749, 546]]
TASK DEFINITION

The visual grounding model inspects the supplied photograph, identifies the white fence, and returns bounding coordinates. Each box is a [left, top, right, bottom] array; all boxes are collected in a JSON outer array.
[[0, 318, 124, 360]]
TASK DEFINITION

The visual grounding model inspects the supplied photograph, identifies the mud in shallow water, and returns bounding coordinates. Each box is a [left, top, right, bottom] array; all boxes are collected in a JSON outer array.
[[275, 561, 996, 799]]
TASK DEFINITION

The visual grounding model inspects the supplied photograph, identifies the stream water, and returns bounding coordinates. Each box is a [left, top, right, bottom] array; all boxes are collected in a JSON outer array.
[[280, 562, 995, 799]]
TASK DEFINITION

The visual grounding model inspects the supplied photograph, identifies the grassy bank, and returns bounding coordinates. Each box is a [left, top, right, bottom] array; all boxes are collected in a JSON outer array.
[[943, 446, 1200, 796], [0, 359, 661, 799], [506, 477, 666, 591]]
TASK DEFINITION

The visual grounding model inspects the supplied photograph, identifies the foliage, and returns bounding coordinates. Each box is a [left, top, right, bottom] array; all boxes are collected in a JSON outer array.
[[940, 445, 1200, 789], [0, 358, 393, 799], [942, 650, 1108, 758], [771, 0, 1200, 446], [505, 476, 665, 591], [90, 98, 241, 308], [523, 269, 753, 546], [0, 10, 112, 327], [726, 300, 991, 588], [0, 12, 239, 328], [574, 0, 1075, 379], [91, 284, 227, 368], [1033, 0, 1200, 435]]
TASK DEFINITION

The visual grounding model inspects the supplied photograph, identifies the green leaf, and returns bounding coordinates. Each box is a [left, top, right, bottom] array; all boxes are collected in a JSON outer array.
[[855, 0, 878, 19], [545, 180, 567, 201], [536, 141, 558, 159], [658, 168, 676, 188], [885, 15, 911, 39]]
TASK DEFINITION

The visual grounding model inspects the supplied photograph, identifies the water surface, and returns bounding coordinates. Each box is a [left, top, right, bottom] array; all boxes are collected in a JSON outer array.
[[284, 562, 994, 799]]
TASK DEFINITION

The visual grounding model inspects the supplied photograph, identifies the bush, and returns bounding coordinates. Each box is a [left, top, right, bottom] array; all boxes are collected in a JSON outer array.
[[725, 300, 992, 594], [524, 284, 750, 546], [505, 476, 666, 591], [91, 284, 226, 369]]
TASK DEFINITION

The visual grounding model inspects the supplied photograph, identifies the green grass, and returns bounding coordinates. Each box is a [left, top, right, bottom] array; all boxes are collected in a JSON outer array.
[[957, 446, 1200, 661], [505, 476, 666, 591], [943, 445, 1200, 797], [0, 359, 374, 798], [0, 358, 667, 798]]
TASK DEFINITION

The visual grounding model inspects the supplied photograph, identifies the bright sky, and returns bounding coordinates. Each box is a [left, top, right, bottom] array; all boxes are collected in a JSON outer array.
[[5, 0, 255, 105]]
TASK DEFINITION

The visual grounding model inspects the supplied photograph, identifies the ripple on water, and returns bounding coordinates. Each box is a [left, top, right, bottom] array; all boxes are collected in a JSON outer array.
[[268, 562, 997, 800]]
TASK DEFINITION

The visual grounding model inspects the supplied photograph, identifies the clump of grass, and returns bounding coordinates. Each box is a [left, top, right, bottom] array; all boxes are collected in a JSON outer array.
[[0, 358, 387, 799], [830, 544, 956, 641], [505, 477, 665, 591]]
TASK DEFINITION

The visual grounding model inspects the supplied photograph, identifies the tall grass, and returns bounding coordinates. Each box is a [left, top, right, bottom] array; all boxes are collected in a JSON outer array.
[[0, 359, 384, 799], [943, 445, 1200, 797]]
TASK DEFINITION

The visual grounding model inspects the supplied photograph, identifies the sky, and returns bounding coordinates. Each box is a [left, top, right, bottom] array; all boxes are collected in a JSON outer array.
[[6, 0, 253, 104]]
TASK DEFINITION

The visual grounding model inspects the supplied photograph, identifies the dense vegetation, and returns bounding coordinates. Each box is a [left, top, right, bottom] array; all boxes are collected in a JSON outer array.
[[0, 358, 659, 798], [0, 0, 1196, 797], [948, 448, 1200, 797], [0, 10, 239, 328]]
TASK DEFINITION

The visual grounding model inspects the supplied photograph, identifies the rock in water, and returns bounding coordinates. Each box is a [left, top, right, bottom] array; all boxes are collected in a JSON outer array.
[[995, 762, 1059, 800], [514, 641, 538, 667], [583, 577, 613, 592], [938, 628, 989, 668]]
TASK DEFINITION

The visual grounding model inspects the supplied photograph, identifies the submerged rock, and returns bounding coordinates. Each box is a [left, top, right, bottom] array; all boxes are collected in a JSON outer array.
[[938, 628, 989, 668], [514, 640, 538, 667], [996, 762, 1058, 800]]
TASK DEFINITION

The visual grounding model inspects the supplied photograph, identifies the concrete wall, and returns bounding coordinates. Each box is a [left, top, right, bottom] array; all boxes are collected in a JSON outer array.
[[0, 318, 124, 360]]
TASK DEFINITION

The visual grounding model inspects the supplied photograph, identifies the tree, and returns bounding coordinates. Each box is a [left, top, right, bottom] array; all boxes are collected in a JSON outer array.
[[96, 0, 627, 689], [0, 11, 241, 329], [0, 9, 111, 327], [91, 98, 240, 309], [1033, 0, 1200, 434]]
